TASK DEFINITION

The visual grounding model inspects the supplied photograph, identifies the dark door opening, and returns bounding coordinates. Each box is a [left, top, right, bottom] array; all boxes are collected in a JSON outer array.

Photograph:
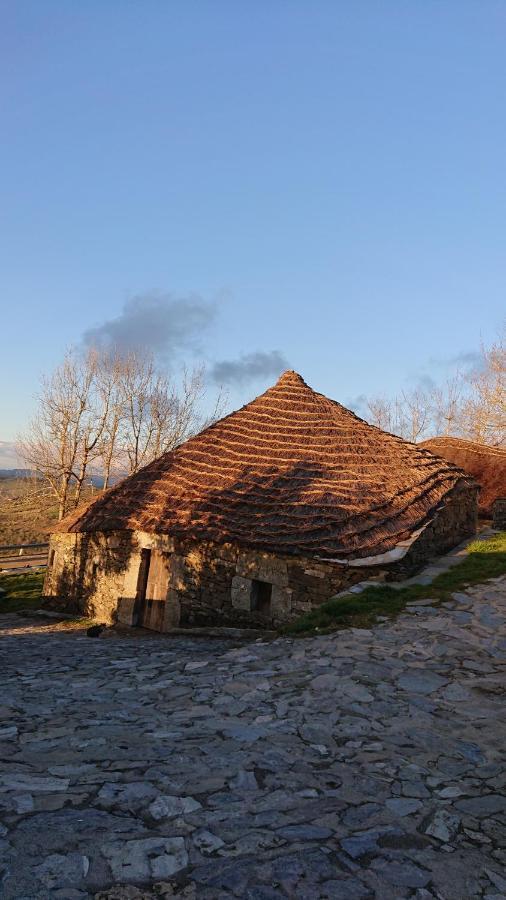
[[250, 579, 272, 615], [134, 548, 151, 626]]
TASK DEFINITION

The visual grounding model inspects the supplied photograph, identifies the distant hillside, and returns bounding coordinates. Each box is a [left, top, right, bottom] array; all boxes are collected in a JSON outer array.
[[0, 477, 98, 545], [0, 468, 106, 487], [0, 468, 40, 480]]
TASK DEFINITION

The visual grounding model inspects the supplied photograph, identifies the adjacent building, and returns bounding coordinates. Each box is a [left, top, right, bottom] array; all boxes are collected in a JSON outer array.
[[421, 436, 505, 518]]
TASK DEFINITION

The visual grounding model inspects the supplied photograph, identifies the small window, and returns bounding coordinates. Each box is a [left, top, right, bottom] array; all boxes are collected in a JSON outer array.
[[92, 561, 99, 578], [49, 549, 55, 567], [250, 580, 272, 615]]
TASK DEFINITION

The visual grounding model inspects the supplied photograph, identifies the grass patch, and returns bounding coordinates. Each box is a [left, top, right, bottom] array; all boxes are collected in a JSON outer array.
[[0, 571, 45, 613], [285, 531, 506, 636]]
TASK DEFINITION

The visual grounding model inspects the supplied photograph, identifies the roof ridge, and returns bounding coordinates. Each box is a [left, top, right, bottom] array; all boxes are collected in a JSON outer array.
[[423, 436, 506, 455]]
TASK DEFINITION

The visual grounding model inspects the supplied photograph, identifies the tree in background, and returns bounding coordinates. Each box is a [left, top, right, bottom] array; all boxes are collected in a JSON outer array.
[[366, 389, 431, 443], [365, 328, 505, 447], [19, 348, 226, 520], [19, 349, 100, 520], [460, 332, 505, 445], [430, 372, 465, 437]]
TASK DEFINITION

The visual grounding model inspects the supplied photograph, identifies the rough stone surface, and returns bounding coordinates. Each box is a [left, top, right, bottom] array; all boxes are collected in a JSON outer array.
[[1, 574, 505, 899], [45, 530, 375, 628], [45, 494, 479, 631]]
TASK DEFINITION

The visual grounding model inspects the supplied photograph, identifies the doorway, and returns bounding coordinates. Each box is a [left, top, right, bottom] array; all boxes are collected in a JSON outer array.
[[250, 579, 272, 616], [134, 549, 167, 631]]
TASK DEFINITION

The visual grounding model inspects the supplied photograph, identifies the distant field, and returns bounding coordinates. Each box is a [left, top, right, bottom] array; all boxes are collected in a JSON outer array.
[[0, 477, 96, 545]]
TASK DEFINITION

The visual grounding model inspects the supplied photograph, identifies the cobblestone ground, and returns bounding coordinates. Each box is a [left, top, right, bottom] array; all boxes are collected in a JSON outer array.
[[1, 578, 505, 900]]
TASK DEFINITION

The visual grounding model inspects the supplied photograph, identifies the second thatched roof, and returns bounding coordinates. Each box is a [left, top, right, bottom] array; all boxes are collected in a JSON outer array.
[[421, 436, 505, 516]]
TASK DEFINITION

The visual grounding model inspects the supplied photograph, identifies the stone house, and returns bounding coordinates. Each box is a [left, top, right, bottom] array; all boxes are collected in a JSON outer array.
[[421, 436, 506, 518], [44, 371, 478, 630]]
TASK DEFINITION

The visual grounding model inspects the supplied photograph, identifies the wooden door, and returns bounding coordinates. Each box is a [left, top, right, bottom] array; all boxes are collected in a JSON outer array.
[[136, 550, 168, 631]]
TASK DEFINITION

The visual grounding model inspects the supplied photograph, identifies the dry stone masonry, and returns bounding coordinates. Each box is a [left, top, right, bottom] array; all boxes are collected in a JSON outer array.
[[493, 499, 506, 530]]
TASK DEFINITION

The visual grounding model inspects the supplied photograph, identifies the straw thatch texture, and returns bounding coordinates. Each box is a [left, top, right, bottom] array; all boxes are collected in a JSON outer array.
[[56, 372, 475, 560], [421, 436, 506, 516]]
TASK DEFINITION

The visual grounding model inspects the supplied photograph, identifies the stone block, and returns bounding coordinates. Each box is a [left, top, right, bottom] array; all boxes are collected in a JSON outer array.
[[271, 585, 292, 616], [116, 597, 136, 626], [163, 592, 181, 629], [231, 576, 252, 611], [236, 551, 289, 586], [492, 498, 506, 529]]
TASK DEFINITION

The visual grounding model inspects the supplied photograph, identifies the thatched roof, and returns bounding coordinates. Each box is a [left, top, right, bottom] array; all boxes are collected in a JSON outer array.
[[56, 371, 475, 560], [421, 436, 505, 516]]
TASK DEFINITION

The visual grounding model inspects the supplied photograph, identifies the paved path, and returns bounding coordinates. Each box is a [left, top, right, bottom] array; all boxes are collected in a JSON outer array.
[[1, 578, 505, 900]]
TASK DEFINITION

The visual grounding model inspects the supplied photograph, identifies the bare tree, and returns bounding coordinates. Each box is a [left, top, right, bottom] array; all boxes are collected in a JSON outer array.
[[19, 349, 99, 519], [97, 353, 128, 491], [116, 356, 225, 475], [19, 345, 227, 517], [462, 331, 505, 445], [367, 389, 431, 442], [430, 372, 465, 437], [118, 353, 164, 475], [400, 387, 432, 443], [363, 329, 505, 446], [71, 348, 115, 508], [366, 396, 394, 433]]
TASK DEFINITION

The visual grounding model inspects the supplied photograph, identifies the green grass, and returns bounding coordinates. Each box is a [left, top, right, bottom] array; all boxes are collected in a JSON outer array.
[[0, 571, 45, 614], [285, 531, 506, 636]]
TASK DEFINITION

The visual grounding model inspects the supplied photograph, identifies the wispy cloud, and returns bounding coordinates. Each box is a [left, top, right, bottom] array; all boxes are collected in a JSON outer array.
[[428, 350, 481, 369], [346, 394, 368, 416], [82, 292, 217, 359], [210, 351, 289, 386], [405, 373, 437, 391]]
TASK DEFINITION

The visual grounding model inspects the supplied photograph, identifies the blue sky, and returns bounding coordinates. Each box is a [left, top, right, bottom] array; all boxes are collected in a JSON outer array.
[[1, 2, 505, 459]]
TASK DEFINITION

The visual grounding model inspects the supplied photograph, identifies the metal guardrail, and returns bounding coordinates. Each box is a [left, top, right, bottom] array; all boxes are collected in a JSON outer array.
[[0, 542, 49, 571], [0, 542, 49, 552]]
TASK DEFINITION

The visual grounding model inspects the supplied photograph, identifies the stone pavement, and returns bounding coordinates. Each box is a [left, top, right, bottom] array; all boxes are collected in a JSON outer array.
[[0, 577, 505, 900]]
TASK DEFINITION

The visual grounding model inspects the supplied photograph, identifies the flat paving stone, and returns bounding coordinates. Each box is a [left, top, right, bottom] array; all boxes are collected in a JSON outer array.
[[0, 574, 505, 899]]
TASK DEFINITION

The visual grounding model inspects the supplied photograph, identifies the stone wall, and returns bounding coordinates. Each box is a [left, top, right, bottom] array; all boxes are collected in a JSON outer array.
[[492, 498, 506, 530], [44, 531, 177, 624], [44, 531, 372, 628], [44, 531, 138, 621], [169, 541, 373, 628], [44, 479, 477, 629], [391, 479, 478, 577]]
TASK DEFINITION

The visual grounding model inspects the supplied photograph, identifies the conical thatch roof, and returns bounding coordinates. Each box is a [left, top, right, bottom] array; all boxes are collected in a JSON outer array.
[[56, 371, 474, 560], [421, 436, 505, 516]]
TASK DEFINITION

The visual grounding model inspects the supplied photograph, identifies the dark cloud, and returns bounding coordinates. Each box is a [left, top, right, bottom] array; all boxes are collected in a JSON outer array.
[[429, 350, 481, 369], [405, 373, 437, 391], [82, 292, 289, 388], [82, 292, 217, 359], [211, 351, 289, 386], [346, 394, 368, 416]]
